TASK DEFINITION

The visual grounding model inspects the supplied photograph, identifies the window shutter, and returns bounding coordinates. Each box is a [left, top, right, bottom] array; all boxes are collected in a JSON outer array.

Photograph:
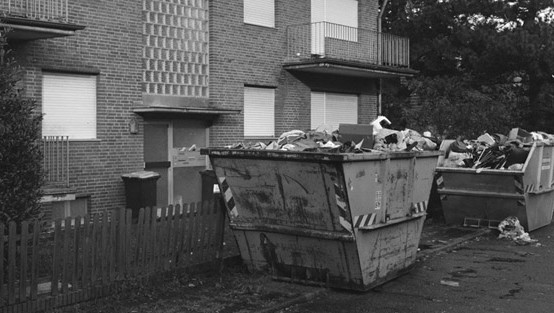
[[244, 87, 275, 137], [311, 0, 358, 54], [311, 92, 358, 132], [244, 0, 275, 28], [325, 93, 358, 131], [325, 0, 358, 28], [42, 73, 97, 139], [310, 91, 326, 130], [311, 0, 326, 23]]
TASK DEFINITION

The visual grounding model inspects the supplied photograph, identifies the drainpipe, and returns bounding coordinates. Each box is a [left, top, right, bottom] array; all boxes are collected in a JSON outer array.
[[378, 0, 389, 33], [377, 0, 389, 116]]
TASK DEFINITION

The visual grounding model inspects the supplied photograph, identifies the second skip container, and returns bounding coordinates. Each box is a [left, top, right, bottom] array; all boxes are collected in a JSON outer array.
[[436, 142, 554, 231], [202, 148, 441, 291]]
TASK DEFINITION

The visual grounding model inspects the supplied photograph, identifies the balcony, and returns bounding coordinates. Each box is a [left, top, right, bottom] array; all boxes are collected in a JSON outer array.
[[285, 22, 417, 78], [0, 0, 85, 41], [41, 136, 76, 203]]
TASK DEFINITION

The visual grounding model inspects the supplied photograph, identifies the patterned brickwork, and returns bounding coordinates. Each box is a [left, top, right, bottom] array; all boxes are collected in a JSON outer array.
[[143, 0, 209, 98]]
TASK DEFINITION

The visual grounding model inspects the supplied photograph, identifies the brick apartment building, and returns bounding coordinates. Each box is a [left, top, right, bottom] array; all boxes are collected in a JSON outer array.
[[1, 0, 415, 220]]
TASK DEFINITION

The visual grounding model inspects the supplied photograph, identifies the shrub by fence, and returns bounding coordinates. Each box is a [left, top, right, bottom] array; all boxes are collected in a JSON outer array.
[[0, 200, 225, 313]]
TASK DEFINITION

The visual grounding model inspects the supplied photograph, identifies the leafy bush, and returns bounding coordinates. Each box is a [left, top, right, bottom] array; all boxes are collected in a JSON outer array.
[[0, 35, 44, 224], [384, 74, 528, 139]]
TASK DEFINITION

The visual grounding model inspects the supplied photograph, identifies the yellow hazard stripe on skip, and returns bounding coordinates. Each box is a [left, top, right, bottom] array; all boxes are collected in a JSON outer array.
[[514, 176, 524, 194], [436, 175, 444, 188], [411, 201, 428, 215], [217, 176, 238, 218], [353, 213, 377, 228], [334, 183, 353, 233]]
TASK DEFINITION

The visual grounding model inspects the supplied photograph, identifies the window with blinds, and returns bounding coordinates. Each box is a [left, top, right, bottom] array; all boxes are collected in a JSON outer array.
[[244, 0, 275, 28], [311, 92, 358, 132], [42, 73, 97, 140], [244, 87, 275, 137]]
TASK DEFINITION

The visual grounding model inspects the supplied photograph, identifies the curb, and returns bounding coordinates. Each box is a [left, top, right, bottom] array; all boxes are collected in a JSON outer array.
[[417, 228, 491, 260], [257, 289, 328, 313]]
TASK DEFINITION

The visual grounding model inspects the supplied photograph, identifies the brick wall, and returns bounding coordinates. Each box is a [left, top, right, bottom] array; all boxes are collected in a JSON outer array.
[[209, 0, 380, 147], [5, 0, 383, 215], [9, 0, 144, 214]]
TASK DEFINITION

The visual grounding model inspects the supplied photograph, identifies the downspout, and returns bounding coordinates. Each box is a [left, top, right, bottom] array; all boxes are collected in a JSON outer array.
[[377, 0, 389, 116], [378, 0, 389, 33]]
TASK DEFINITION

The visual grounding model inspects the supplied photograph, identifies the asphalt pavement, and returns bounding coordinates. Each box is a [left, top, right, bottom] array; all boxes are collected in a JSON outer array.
[[275, 222, 554, 313]]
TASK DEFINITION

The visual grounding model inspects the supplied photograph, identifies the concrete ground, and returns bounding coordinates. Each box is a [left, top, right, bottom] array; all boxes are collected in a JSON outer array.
[[66, 219, 549, 313], [278, 222, 554, 313]]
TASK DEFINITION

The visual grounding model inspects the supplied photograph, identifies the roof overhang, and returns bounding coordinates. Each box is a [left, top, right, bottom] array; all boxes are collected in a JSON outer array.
[[283, 59, 418, 79], [0, 16, 85, 41], [133, 106, 241, 120]]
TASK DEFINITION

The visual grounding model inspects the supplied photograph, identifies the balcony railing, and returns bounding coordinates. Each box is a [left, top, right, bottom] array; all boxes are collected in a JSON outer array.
[[2, 0, 68, 23], [286, 22, 410, 68], [43, 136, 70, 188]]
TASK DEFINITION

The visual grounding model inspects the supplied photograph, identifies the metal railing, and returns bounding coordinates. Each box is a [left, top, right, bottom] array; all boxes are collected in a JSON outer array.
[[286, 22, 410, 68], [2, 0, 68, 23], [43, 136, 70, 188]]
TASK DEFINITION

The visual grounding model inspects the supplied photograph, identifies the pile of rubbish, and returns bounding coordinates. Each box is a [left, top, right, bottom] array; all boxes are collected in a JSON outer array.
[[226, 116, 439, 154], [443, 128, 554, 169], [497, 216, 538, 245], [227, 129, 356, 153]]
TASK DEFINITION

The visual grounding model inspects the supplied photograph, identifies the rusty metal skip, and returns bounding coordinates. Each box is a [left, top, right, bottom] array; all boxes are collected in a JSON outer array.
[[201, 148, 441, 291]]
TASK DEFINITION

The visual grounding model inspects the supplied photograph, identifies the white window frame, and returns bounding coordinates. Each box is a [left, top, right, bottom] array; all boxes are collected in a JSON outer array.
[[311, 92, 358, 132], [42, 73, 97, 140], [244, 0, 275, 28], [244, 86, 275, 137]]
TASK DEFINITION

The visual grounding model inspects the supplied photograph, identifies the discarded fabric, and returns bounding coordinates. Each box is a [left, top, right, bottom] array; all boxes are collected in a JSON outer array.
[[497, 216, 538, 245]]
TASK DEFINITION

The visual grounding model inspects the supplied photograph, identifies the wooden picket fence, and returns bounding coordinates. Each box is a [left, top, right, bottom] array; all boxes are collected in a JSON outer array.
[[0, 200, 226, 313]]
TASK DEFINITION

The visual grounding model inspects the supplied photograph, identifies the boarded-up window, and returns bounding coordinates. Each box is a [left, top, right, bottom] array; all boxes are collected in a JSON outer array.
[[244, 87, 275, 137], [42, 73, 97, 139], [244, 0, 275, 28], [311, 92, 358, 131]]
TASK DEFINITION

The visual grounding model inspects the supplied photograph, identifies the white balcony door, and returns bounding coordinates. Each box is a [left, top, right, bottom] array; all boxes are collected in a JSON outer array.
[[311, 0, 358, 56]]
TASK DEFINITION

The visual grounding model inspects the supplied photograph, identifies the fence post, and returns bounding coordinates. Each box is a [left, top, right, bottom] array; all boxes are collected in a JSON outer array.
[[30, 220, 40, 300], [125, 209, 132, 277], [72, 217, 81, 289], [160, 206, 169, 270], [101, 213, 108, 285], [19, 221, 29, 302], [62, 217, 72, 294], [171, 204, 182, 268], [135, 208, 145, 275], [198, 201, 210, 262], [178, 203, 190, 266], [187, 202, 197, 265], [8, 222, 16, 304], [0, 223, 5, 304], [148, 207, 157, 273], [166, 206, 173, 269], [109, 211, 117, 282], [118, 209, 126, 279], [91, 214, 100, 285], [82, 215, 90, 288], [214, 199, 226, 273], [51, 219, 62, 297], [203, 200, 216, 262]]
